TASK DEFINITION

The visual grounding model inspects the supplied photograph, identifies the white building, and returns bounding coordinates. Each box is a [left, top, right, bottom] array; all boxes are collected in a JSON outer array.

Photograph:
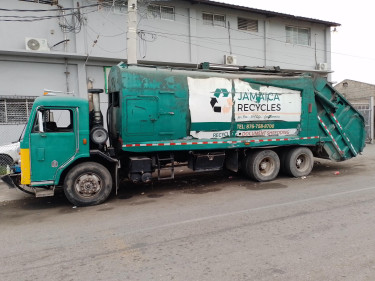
[[0, 0, 339, 144]]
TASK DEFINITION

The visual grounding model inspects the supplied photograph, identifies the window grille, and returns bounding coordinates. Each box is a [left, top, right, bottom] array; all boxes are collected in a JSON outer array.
[[19, 0, 58, 5], [203, 13, 214, 25], [202, 12, 226, 27], [238, 18, 258, 32], [148, 4, 175, 21], [286, 26, 310, 46], [100, 0, 127, 14], [0, 97, 36, 125]]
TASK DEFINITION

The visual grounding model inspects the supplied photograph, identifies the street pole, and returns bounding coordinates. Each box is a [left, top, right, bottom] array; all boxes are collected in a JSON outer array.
[[127, 0, 137, 64]]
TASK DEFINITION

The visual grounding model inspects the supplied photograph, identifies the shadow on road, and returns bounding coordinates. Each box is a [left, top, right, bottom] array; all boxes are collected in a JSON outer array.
[[0, 156, 365, 212]]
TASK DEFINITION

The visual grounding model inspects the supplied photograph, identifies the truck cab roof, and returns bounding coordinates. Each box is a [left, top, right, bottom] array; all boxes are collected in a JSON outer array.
[[33, 95, 89, 108]]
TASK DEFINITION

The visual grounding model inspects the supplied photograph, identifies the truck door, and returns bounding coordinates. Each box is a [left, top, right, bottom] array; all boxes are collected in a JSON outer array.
[[30, 107, 77, 184]]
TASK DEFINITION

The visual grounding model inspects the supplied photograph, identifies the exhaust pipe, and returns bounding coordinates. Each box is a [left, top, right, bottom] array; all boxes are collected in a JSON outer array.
[[88, 88, 104, 126], [88, 89, 108, 145]]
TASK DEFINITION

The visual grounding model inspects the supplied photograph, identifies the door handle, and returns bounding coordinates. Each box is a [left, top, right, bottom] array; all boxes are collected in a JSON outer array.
[[40, 133, 47, 137]]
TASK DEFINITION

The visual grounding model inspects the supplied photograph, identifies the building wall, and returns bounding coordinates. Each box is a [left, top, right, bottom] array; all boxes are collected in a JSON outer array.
[[0, 0, 334, 144], [335, 80, 375, 103]]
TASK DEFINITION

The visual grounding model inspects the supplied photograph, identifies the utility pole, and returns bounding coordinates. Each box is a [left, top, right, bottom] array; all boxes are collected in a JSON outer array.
[[127, 0, 137, 64]]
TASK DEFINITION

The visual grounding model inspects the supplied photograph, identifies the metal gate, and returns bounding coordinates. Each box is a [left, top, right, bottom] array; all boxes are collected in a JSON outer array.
[[352, 97, 374, 144]]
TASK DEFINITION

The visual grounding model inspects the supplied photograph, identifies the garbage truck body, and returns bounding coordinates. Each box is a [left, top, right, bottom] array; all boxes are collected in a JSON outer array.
[[2, 63, 366, 206]]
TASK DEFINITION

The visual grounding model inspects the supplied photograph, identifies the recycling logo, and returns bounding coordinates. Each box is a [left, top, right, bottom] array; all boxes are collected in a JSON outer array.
[[210, 88, 233, 114]]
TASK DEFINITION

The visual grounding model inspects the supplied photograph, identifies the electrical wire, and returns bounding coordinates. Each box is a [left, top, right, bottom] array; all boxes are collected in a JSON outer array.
[[58, 6, 83, 34], [135, 6, 372, 62], [87, 24, 126, 38], [86, 31, 127, 54], [0, 4, 99, 12], [87, 6, 323, 66], [138, 28, 320, 62], [0, 8, 97, 22], [3, 1, 374, 64], [156, 33, 313, 68]]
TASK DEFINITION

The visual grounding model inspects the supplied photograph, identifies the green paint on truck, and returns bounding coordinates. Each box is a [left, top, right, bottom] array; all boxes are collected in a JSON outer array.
[[3, 63, 366, 206]]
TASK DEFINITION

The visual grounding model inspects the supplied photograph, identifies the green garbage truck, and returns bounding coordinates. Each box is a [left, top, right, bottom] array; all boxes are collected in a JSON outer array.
[[2, 63, 366, 206]]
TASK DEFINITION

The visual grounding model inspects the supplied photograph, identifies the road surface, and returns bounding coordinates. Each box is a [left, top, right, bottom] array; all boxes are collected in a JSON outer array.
[[1, 146, 375, 280]]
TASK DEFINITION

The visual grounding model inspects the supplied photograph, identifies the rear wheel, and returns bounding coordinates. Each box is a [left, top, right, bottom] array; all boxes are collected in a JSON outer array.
[[284, 147, 314, 177], [63, 162, 113, 206], [245, 150, 280, 182]]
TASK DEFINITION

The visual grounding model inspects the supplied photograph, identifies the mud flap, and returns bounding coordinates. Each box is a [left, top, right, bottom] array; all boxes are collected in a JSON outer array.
[[1, 174, 19, 189], [1, 173, 34, 195]]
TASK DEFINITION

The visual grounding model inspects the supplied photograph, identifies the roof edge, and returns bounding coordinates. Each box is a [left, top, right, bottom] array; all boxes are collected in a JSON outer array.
[[187, 0, 340, 27]]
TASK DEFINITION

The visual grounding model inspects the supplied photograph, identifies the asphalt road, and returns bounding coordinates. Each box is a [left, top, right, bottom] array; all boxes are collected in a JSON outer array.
[[1, 146, 375, 281]]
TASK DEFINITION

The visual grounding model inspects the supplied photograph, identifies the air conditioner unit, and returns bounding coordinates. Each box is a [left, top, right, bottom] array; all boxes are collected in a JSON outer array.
[[224, 55, 237, 65], [25, 37, 50, 52], [316, 62, 328, 71]]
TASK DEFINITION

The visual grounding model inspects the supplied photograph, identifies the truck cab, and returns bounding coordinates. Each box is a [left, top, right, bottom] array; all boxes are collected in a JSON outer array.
[[20, 95, 90, 186]]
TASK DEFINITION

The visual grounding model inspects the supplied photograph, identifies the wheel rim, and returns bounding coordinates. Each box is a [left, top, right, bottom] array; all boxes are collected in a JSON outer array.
[[74, 173, 102, 198], [295, 153, 309, 172], [258, 156, 275, 176]]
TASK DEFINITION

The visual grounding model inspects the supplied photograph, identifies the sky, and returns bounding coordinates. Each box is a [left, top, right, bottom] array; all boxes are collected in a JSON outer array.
[[219, 0, 375, 85]]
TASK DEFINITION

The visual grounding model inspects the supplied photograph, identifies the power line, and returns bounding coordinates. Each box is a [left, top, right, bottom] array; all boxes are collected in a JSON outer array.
[[162, 8, 375, 61], [138, 29, 323, 61], [155, 33, 314, 68], [0, 4, 99, 12], [0, 8, 98, 22]]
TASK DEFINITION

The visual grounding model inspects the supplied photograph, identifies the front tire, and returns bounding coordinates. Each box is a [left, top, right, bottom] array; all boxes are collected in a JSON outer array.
[[245, 150, 280, 182], [63, 162, 113, 206]]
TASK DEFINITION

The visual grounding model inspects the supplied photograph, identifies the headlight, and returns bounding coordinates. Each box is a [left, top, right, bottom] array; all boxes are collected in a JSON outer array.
[[90, 126, 108, 145]]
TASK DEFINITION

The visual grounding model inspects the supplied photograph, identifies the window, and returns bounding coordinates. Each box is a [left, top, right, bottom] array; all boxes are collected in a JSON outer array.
[[19, 0, 58, 4], [238, 18, 258, 32], [100, 0, 127, 14], [0, 97, 36, 125], [148, 4, 175, 21], [32, 109, 73, 133], [202, 12, 226, 27], [286, 26, 310, 46]]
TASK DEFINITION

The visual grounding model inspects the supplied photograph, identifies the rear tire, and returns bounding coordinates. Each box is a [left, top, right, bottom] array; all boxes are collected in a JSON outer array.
[[284, 147, 314, 177], [63, 162, 113, 206], [245, 150, 280, 182]]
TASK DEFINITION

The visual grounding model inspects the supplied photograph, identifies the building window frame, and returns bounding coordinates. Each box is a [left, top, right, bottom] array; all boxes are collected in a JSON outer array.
[[237, 17, 258, 32], [202, 12, 226, 27], [147, 4, 175, 21], [285, 26, 311, 46]]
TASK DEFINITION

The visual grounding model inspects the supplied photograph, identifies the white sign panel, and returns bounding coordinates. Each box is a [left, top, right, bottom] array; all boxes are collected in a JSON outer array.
[[233, 79, 301, 122], [188, 77, 233, 124]]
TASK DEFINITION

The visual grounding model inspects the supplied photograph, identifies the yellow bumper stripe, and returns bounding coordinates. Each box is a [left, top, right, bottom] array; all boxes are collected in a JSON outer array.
[[20, 148, 31, 185]]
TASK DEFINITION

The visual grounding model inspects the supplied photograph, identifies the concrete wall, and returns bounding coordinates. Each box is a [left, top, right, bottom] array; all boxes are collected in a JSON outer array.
[[335, 80, 375, 103]]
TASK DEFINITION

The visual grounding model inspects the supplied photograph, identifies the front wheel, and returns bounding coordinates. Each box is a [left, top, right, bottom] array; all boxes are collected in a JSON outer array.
[[63, 162, 113, 206], [244, 150, 280, 182]]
